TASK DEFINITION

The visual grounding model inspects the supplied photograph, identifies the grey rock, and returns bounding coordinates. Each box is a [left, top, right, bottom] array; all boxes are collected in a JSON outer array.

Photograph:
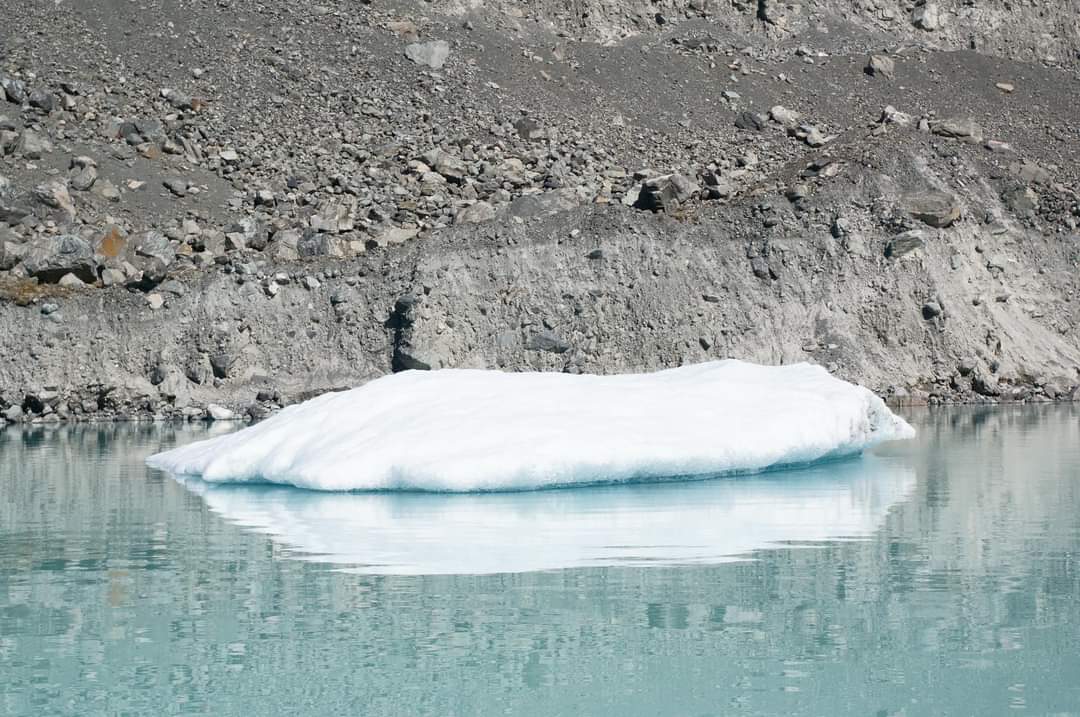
[[865, 54, 895, 78], [373, 226, 420, 247], [799, 124, 827, 147], [163, 178, 188, 197], [247, 402, 272, 421], [455, 200, 496, 225], [634, 173, 698, 212], [514, 118, 545, 140], [28, 88, 55, 112], [96, 180, 121, 203], [1003, 185, 1039, 217], [904, 191, 961, 228], [0, 195, 31, 226], [58, 272, 86, 288], [972, 371, 1001, 397], [1009, 160, 1053, 185], [310, 197, 357, 233], [931, 117, 983, 143], [100, 267, 126, 286], [880, 105, 913, 126], [0, 231, 27, 270], [297, 231, 346, 259], [209, 350, 237, 379], [912, 3, 941, 31], [885, 229, 927, 258], [206, 404, 236, 420], [405, 40, 451, 70], [422, 148, 467, 182], [734, 111, 767, 131], [266, 229, 301, 262], [15, 130, 53, 159], [0, 77, 26, 104], [32, 180, 75, 220], [157, 367, 193, 408], [921, 301, 942, 319], [69, 156, 98, 191], [769, 105, 801, 129], [135, 231, 176, 267], [526, 330, 571, 353], [21, 235, 98, 283]]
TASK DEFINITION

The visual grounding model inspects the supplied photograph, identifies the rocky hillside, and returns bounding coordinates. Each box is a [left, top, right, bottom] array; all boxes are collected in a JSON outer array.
[[1, 0, 1078, 423]]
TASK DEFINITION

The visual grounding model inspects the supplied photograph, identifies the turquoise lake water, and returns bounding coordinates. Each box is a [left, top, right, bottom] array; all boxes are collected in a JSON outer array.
[[1, 406, 1079, 715]]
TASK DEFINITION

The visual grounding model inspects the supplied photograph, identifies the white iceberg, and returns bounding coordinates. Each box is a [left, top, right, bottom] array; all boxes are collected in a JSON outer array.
[[178, 456, 916, 574], [146, 360, 915, 492]]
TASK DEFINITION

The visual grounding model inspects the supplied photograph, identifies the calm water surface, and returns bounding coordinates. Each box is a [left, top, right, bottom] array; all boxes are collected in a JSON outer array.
[[1, 406, 1079, 715]]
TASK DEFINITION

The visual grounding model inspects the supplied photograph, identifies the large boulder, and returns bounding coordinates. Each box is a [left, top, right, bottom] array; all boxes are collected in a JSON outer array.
[[21, 234, 98, 283]]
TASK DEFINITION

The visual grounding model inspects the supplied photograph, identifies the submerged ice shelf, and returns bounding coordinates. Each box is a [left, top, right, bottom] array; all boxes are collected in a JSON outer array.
[[178, 456, 916, 574], [147, 360, 915, 492]]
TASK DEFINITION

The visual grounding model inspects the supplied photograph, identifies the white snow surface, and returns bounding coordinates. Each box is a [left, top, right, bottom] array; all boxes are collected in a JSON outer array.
[[146, 360, 915, 492]]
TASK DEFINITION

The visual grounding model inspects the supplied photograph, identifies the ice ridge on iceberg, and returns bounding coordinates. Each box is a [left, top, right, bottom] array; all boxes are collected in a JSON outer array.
[[146, 360, 916, 492]]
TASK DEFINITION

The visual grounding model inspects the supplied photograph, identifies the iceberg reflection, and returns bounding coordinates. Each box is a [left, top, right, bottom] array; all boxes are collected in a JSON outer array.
[[178, 455, 915, 575]]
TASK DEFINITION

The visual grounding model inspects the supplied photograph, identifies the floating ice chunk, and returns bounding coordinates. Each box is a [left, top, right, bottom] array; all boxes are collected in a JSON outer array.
[[146, 360, 915, 492], [178, 456, 916, 575]]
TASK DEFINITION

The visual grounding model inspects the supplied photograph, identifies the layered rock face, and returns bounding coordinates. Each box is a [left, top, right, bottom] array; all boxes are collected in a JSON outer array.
[[0, 0, 1078, 422]]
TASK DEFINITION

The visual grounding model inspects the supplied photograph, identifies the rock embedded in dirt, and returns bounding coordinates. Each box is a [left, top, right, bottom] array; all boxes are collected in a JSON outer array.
[[405, 41, 450, 70], [735, 111, 767, 131], [455, 201, 496, 225], [912, 3, 941, 31], [526, 330, 571, 354], [15, 130, 52, 159], [884, 229, 927, 258], [163, 178, 188, 197], [769, 106, 801, 129], [904, 191, 961, 228], [28, 88, 54, 113], [0, 77, 26, 105], [69, 156, 98, 192], [634, 174, 697, 212], [931, 118, 983, 143], [865, 55, 895, 78]]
